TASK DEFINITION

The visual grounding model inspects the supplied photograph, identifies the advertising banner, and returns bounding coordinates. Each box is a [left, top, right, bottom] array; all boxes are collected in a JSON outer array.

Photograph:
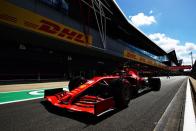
[[0, 1, 92, 46], [124, 50, 167, 69]]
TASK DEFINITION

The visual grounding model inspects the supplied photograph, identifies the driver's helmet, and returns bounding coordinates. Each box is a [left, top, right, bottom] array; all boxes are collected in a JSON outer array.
[[120, 70, 127, 75], [123, 65, 129, 73]]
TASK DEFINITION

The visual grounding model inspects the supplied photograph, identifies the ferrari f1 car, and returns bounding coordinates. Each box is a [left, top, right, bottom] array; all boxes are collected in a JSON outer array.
[[44, 68, 161, 116]]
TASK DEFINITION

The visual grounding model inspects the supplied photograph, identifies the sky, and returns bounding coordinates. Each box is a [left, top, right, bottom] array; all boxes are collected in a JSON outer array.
[[115, 0, 196, 65]]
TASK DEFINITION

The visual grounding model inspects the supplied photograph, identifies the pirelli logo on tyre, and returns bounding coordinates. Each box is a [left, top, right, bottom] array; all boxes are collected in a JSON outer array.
[[0, 1, 92, 46]]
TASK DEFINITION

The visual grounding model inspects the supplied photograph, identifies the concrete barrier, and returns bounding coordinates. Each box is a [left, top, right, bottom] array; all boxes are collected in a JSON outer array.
[[189, 77, 196, 112], [190, 77, 196, 97]]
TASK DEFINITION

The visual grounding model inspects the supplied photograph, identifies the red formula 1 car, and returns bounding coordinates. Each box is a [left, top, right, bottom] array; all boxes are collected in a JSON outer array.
[[44, 69, 161, 116]]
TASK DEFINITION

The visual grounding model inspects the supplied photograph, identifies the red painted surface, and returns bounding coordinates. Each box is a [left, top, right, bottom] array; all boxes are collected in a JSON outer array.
[[169, 65, 192, 70]]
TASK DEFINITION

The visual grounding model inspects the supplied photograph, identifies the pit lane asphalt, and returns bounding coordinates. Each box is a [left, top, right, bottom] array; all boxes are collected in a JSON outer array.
[[0, 76, 187, 131]]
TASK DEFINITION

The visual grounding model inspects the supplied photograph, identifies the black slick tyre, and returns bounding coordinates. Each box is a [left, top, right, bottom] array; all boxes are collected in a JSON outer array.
[[111, 79, 132, 108], [68, 76, 87, 91], [148, 78, 161, 91]]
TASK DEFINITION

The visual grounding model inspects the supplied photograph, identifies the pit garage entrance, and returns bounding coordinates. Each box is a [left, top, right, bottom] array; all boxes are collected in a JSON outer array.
[[0, 24, 123, 81]]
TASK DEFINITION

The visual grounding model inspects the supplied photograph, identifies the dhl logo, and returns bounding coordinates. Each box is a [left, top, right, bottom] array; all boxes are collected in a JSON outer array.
[[0, 1, 92, 46], [37, 20, 90, 44]]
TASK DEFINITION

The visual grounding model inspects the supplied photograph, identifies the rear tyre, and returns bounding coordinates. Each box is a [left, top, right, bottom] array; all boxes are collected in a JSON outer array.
[[111, 79, 133, 108], [148, 78, 161, 91], [68, 76, 87, 91], [132, 87, 138, 98]]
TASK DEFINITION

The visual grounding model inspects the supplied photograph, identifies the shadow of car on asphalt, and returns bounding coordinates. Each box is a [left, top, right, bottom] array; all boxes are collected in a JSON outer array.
[[40, 87, 157, 125], [40, 100, 123, 125]]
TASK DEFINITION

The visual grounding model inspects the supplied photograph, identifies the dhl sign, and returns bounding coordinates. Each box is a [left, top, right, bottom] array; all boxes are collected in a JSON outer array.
[[0, 1, 92, 46], [123, 50, 168, 69], [123, 50, 141, 63]]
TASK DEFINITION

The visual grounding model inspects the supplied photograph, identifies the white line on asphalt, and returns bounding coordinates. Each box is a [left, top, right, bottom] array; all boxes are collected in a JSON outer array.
[[183, 79, 196, 131], [0, 97, 43, 105], [0, 87, 68, 93], [0, 89, 42, 93]]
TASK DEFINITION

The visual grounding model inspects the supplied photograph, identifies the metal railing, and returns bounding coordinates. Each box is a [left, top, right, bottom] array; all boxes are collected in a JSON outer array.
[[39, 0, 69, 13]]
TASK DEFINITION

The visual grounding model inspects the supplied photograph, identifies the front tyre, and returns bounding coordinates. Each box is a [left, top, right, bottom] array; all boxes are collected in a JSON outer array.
[[111, 79, 133, 108], [68, 76, 87, 91]]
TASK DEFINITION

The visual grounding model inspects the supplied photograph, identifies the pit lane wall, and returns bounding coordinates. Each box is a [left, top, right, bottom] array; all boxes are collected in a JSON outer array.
[[190, 61, 196, 110], [0, 0, 168, 70], [189, 77, 196, 114]]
